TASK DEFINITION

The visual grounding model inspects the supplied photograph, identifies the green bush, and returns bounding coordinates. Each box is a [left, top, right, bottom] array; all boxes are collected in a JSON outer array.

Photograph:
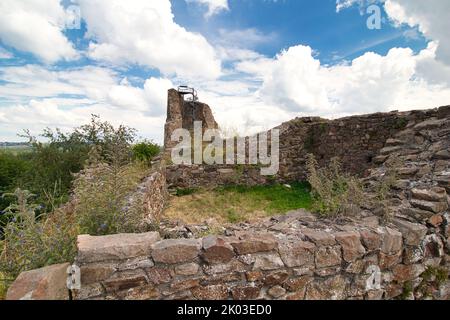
[[73, 148, 151, 236], [306, 154, 364, 217], [0, 189, 77, 279], [0, 117, 143, 280], [0, 151, 31, 209], [0, 152, 32, 237], [132, 141, 161, 164], [19, 115, 137, 211]]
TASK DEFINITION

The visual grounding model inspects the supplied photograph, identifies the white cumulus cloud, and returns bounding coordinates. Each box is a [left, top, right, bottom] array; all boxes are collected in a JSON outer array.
[[0, 64, 173, 142], [238, 44, 450, 118], [186, 0, 229, 18], [76, 0, 222, 80], [0, 0, 78, 63], [336, 0, 450, 66], [384, 0, 450, 65]]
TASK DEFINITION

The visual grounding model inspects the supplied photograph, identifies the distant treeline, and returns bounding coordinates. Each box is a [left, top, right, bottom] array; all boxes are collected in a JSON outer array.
[[0, 142, 29, 147]]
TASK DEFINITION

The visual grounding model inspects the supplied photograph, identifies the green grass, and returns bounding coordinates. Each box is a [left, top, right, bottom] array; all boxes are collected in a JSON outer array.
[[216, 182, 313, 213], [0, 146, 32, 156], [164, 182, 312, 224], [226, 209, 241, 223], [175, 187, 199, 197]]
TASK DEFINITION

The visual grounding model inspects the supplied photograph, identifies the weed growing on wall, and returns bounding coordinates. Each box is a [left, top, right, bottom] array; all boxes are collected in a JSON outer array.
[[306, 154, 365, 217], [372, 156, 402, 223], [73, 147, 151, 236]]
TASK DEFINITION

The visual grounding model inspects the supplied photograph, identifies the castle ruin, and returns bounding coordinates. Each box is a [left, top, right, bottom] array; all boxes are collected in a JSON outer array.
[[6, 90, 450, 301]]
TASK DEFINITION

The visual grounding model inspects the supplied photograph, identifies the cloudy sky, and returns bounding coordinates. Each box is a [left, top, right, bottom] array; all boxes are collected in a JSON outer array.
[[0, 0, 449, 142]]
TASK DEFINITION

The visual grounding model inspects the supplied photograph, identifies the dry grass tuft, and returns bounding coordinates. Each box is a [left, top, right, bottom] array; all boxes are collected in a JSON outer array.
[[164, 183, 312, 225]]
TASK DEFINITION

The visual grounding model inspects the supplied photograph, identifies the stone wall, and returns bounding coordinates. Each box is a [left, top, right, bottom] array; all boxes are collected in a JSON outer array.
[[124, 163, 168, 225], [72, 209, 449, 300], [166, 164, 271, 189], [166, 106, 450, 189], [52, 105, 450, 300], [6, 263, 70, 300], [6, 101, 449, 300], [141, 165, 168, 224], [164, 89, 218, 159]]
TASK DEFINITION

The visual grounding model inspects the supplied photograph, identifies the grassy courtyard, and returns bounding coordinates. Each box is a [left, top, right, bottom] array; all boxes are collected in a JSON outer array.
[[164, 182, 313, 225]]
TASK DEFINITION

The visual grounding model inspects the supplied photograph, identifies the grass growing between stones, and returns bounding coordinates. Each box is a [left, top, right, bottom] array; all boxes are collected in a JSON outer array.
[[164, 182, 312, 224]]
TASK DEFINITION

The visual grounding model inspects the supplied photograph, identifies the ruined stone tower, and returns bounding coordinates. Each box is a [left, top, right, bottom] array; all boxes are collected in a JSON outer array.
[[163, 88, 218, 157]]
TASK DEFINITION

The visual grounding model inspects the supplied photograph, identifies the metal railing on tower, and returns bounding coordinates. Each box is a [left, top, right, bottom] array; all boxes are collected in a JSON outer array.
[[177, 86, 198, 102]]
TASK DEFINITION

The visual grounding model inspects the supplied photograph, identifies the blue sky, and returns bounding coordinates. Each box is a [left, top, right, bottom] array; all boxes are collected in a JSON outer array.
[[173, 0, 426, 63], [0, 0, 449, 142]]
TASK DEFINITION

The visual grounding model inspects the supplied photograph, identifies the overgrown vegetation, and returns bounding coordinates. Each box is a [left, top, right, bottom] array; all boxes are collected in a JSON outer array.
[[164, 182, 312, 224], [0, 151, 32, 234], [0, 272, 9, 300], [132, 141, 161, 165], [0, 116, 160, 294], [400, 281, 414, 300], [370, 156, 402, 222], [0, 189, 77, 279], [73, 149, 150, 236], [306, 154, 365, 217], [422, 266, 449, 286], [393, 117, 408, 129]]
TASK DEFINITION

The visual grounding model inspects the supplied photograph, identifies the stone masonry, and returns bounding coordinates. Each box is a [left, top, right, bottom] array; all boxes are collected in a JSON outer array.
[[164, 89, 218, 159], [72, 208, 449, 300], [71, 102, 448, 300], [167, 104, 450, 189], [6, 96, 450, 300]]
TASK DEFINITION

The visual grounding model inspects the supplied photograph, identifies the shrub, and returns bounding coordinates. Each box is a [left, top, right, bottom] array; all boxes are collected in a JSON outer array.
[[0, 151, 30, 232], [0, 118, 154, 285], [73, 148, 151, 236], [19, 115, 137, 211], [0, 189, 77, 279], [132, 141, 161, 164], [0, 151, 30, 190], [306, 154, 365, 217], [0, 149, 149, 280]]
